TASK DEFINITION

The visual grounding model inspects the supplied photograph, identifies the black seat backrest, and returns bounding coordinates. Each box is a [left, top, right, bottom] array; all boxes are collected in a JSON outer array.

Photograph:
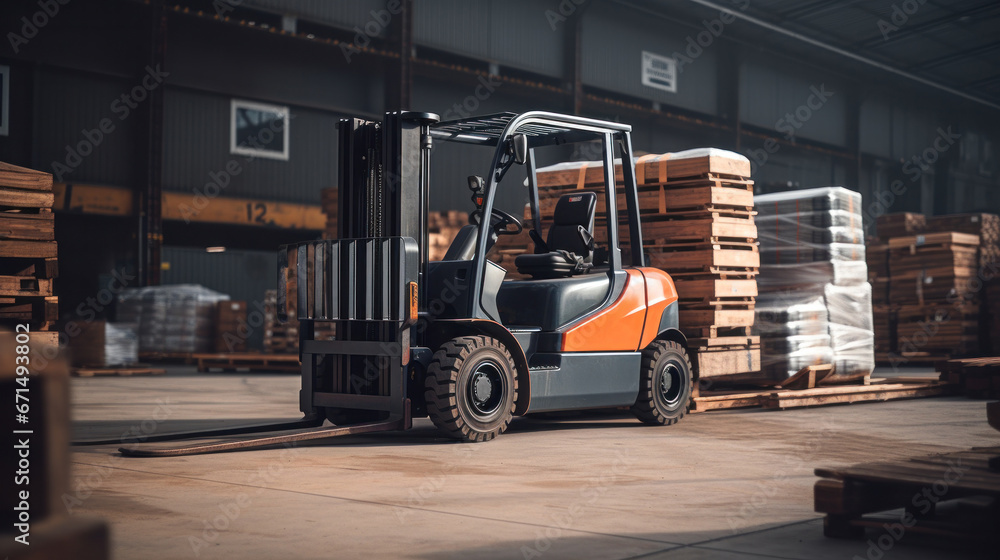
[[547, 192, 597, 260]]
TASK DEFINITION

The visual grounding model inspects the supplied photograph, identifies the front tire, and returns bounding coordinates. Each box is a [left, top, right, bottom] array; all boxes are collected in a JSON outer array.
[[631, 340, 692, 426], [424, 336, 518, 442]]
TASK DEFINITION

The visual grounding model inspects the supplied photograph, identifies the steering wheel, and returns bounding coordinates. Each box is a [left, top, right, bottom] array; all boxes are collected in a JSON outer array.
[[471, 207, 523, 236]]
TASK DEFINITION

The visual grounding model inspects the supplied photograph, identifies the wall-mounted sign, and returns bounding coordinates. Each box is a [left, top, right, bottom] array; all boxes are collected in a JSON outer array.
[[641, 51, 677, 93]]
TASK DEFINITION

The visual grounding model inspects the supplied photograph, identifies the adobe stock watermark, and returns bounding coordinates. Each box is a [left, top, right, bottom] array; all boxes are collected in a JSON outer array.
[[853, 458, 967, 560], [877, 0, 927, 41], [439, 74, 503, 122], [62, 398, 176, 514], [744, 83, 834, 173], [51, 65, 169, 181], [340, 1, 404, 62], [671, 0, 749, 73], [520, 449, 635, 559], [864, 126, 961, 233], [726, 416, 837, 533], [393, 444, 482, 523], [545, 0, 588, 30], [188, 442, 303, 556], [177, 112, 295, 223], [7, 0, 71, 54]]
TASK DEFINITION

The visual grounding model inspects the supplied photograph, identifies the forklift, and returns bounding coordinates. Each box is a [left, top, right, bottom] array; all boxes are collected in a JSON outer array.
[[115, 111, 691, 456]]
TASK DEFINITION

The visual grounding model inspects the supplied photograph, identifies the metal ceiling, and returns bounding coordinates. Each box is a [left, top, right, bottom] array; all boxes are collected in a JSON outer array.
[[642, 0, 1000, 111]]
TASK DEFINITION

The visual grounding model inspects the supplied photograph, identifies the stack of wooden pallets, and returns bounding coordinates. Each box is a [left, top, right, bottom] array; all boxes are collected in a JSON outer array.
[[263, 289, 335, 354], [0, 162, 58, 346], [926, 213, 999, 353], [320, 187, 338, 239], [214, 300, 248, 353], [428, 210, 468, 262], [875, 211, 926, 239], [871, 213, 926, 357], [888, 232, 981, 360], [535, 150, 760, 381]]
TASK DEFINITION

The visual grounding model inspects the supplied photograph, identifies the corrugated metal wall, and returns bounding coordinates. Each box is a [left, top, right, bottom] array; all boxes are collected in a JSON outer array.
[[167, 16, 383, 115], [581, 2, 719, 116], [161, 246, 278, 350], [163, 88, 338, 203], [739, 61, 847, 147], [413, 0, 566, 78], [31, 68, 139, 186]]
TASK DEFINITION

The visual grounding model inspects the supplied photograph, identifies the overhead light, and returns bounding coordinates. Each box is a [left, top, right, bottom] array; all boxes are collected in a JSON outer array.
[[206, 246, 226, 253]]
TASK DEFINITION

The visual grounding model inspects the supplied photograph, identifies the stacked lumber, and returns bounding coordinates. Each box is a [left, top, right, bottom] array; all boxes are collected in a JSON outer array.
[[874, 213, 998, 361], [428, 210, 468, 262], [262, 289, 334, 354], [926, 212, 999, 267], [754, 187, 873, 384], [320, 187, 338, 239], [68, 320, 138, 367], [534, 149, 761, 380], [886, 233, 981, 358], [214, 300, 248, 353], [0, 162, 58, 344], [875, 211, 925, 239], [887, 232, 979, 304]]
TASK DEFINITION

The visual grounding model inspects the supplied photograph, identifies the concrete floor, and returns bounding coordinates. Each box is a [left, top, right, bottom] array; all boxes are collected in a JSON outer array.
[[68, 367, 998, 560]]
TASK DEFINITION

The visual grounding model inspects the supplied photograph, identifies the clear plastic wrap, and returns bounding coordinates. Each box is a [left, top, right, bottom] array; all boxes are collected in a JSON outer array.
[[754, 186, 862, 214], [117, 285, 229, 354], [754, 294, 832, 381], [824, 283, 875, 381], [104, 322, 138, 366], [757, 261, 869, 290], [754, 187, 874, 382]]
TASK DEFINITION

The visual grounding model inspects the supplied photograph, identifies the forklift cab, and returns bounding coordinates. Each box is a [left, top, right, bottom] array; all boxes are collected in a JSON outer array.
[[426, 112, 641, 337]]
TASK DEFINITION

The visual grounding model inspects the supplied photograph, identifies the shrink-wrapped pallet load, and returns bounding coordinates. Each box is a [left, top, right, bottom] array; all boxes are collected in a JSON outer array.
[[754, 187, 874, 383], [117, 285, 230, 354]]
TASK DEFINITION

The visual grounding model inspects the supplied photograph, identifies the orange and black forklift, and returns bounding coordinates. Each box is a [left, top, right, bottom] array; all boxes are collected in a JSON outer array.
[[116, 111, 691, 456]]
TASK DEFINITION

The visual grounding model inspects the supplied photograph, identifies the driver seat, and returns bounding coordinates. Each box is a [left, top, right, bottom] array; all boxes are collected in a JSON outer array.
[[515, 192, 597, 279]]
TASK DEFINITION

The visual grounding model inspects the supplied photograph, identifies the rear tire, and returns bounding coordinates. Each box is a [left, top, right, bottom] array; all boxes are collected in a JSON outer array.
[[631, 340, 692, 426], [424, 336, 518, 442]]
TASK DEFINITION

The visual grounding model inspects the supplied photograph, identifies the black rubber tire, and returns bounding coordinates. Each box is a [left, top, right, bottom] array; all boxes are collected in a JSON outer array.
[[324, 408, 388, 426], [631, 340, 693, 426], [424, 336, 518, 442]]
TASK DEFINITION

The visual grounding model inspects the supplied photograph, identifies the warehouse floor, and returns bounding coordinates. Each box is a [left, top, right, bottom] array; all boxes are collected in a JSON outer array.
[[69, 368, 997, 560]]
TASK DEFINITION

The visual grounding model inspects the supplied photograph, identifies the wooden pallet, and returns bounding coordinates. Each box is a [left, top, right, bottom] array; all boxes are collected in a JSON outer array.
[[814, 445, 1000, 546], [691, 378, 949, 413], [937, 357, 1000, 398], [72, 366, 165, 377], [193, 352, 300, 373], [689, 338, 761, 379]]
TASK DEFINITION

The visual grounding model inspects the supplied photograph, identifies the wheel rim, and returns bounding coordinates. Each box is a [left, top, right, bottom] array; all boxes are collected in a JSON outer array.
[[467, 360, 507, 419], [658, 361, 684, 408]]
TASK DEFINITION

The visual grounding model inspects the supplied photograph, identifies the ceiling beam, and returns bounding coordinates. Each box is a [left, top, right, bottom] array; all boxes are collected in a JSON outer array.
[[676, 0, 1000, 112]]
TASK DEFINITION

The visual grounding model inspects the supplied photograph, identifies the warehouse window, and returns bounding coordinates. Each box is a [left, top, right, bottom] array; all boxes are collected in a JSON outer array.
[[0, 65, 9, 136], [230, 99, 289, 160]]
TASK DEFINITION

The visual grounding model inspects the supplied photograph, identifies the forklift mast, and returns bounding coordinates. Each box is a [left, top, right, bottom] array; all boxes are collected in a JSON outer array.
[[277, 111, 440, 426]]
